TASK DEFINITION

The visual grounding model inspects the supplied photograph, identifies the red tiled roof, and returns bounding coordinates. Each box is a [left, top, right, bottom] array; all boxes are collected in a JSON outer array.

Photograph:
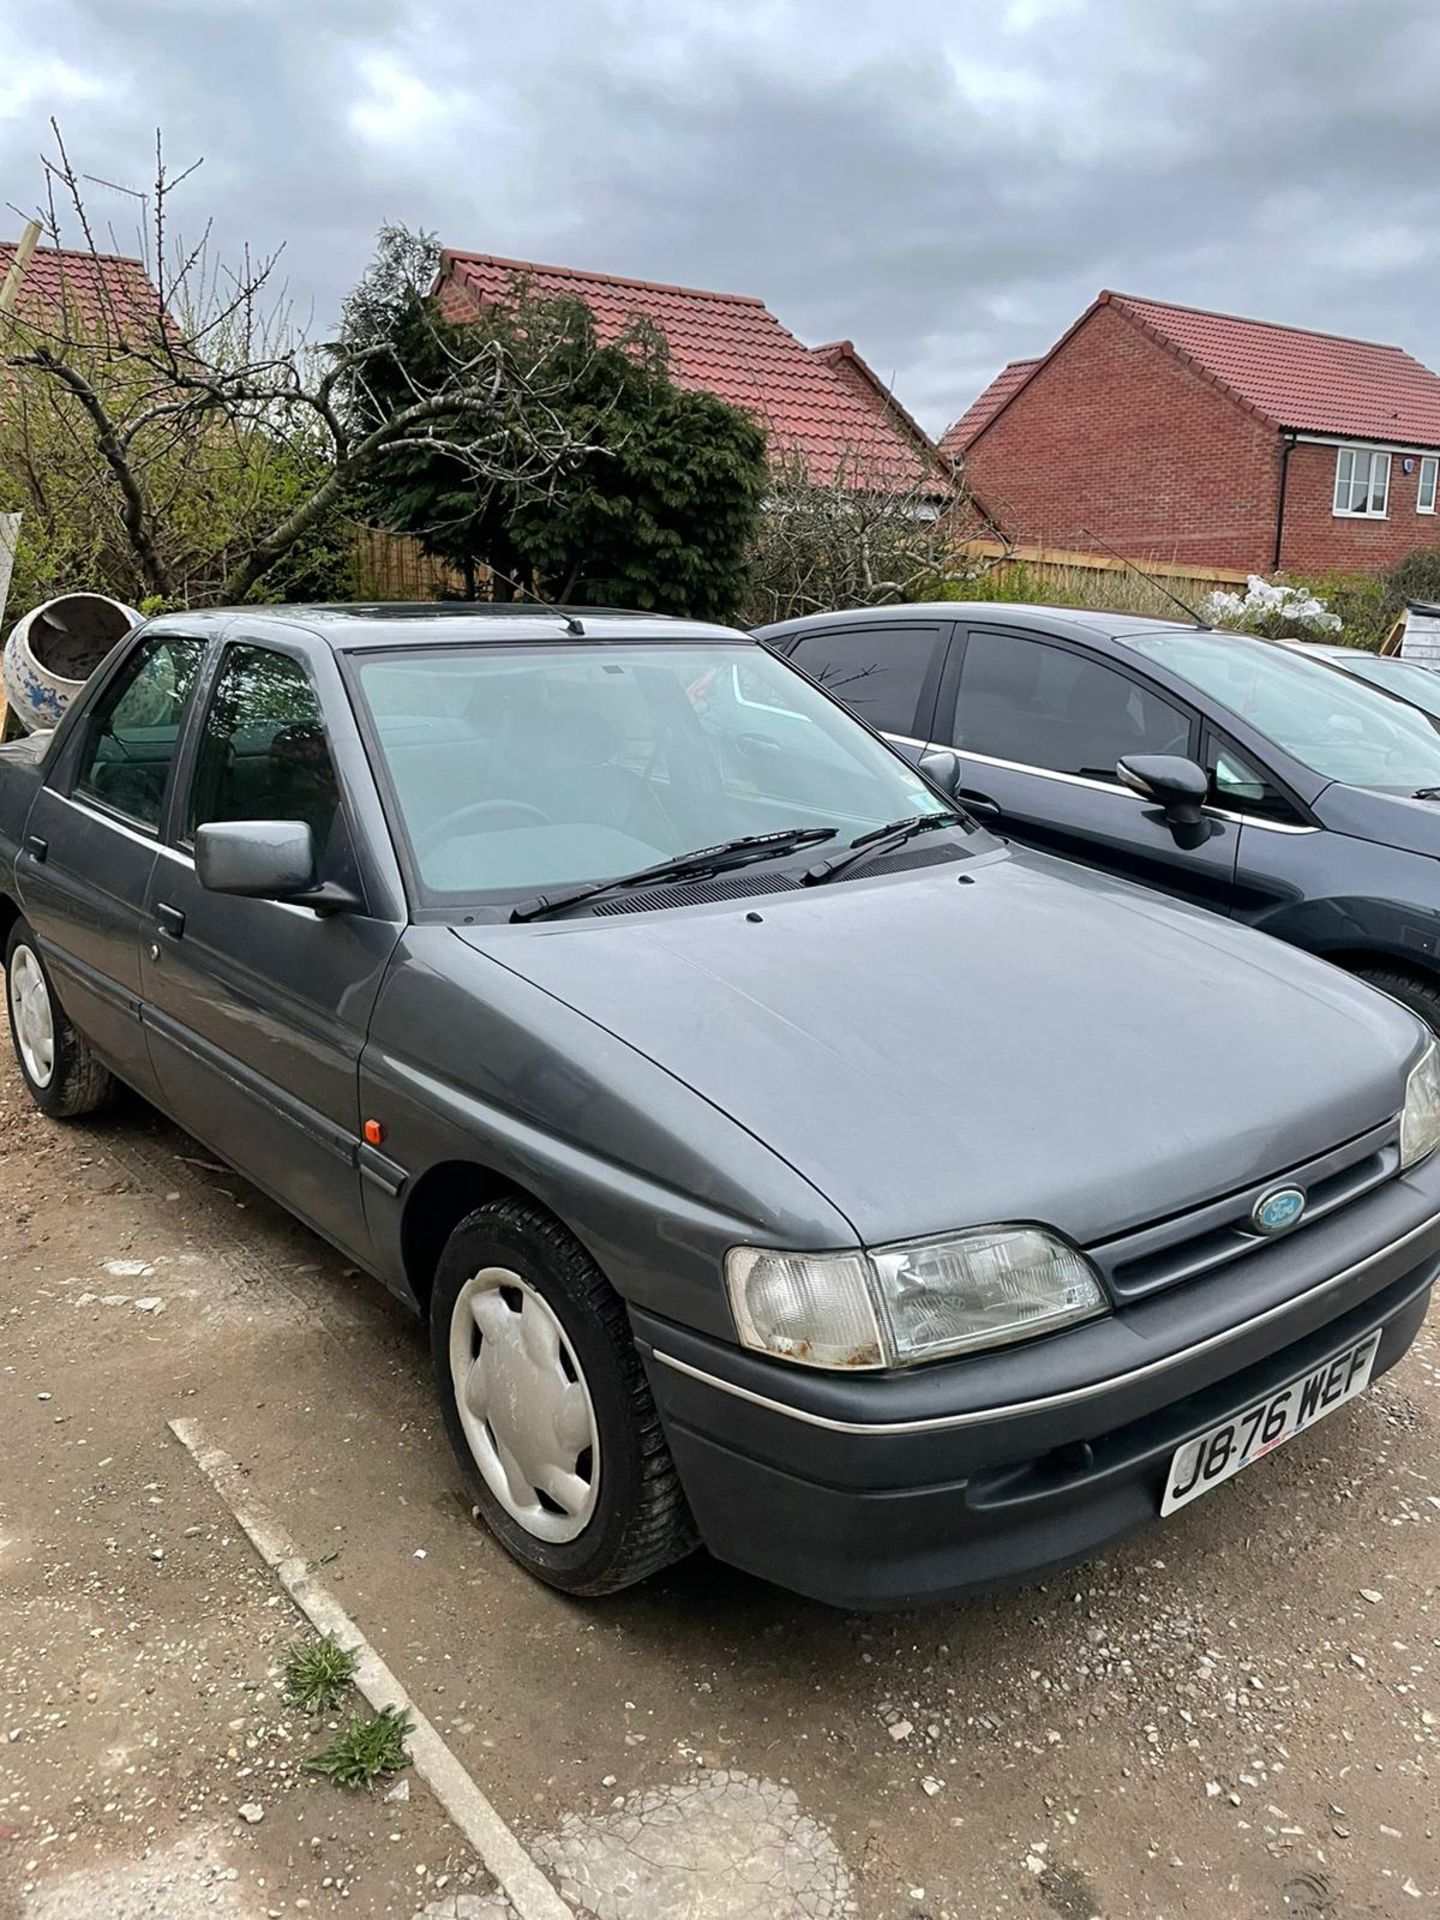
[[809, 338, 944, 471], [1106, 292, 1440, 445], [0, 241, 162, 343], [940, 357, 1041, 457], [953, 292, 1440, 453], [439, 251, 943, 489]]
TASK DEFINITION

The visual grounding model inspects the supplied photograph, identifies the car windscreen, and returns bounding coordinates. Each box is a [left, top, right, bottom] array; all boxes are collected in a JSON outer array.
[[351, 642, 956, 901], [1129, 630, 1440, 792]]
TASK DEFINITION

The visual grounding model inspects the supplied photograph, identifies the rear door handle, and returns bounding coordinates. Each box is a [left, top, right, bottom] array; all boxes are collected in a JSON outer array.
[[958, 789, 1002, 821], [155, 902, 186, 939], [25, 833, 48, 863]]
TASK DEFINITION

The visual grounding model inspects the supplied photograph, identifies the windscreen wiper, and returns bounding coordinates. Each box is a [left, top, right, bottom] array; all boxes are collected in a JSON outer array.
[[1414, 787, 1440, 800], [800, 811, 968, 887], [510, 826, 837, 922]]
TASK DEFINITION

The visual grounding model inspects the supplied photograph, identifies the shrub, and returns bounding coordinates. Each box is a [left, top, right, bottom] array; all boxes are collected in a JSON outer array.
[[1382, 545, 1440, 622], [350, 245, 769, 621], [1201, 574, 1341, 638], [1278, 570, 1389, 650], [0, 381, 356, 614]]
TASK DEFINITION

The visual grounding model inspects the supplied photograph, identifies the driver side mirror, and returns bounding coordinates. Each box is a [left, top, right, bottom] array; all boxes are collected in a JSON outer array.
[[195, 820, 360, 914], [1116, 754, 1212, 848]]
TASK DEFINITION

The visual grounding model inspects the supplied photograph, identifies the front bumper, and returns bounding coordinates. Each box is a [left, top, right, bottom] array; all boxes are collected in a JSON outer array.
[[632, 1158, 1440, 1610]]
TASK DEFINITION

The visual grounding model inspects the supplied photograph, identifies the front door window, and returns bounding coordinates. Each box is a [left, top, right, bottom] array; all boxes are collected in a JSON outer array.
[[187, 644, 353, 880], [956, 633, 1190, 779], [1207, 741, 1301, 824]]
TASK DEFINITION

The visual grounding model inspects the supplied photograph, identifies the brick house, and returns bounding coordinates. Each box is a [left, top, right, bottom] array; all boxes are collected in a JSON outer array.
[[944, 290, 1440, 575], [437, 250, 944, 491]]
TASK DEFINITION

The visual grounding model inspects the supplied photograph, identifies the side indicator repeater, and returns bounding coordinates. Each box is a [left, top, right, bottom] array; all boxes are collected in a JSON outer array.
[[363, 1119, 386, 1147]]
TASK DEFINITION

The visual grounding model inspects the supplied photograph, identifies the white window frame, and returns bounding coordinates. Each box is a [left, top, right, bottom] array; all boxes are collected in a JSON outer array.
[[1418, 455, 1438, 515], [1332, 445, 1391, 519]]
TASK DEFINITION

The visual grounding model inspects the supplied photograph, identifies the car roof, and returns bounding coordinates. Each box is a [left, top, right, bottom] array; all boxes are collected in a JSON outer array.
[[142, 602, 752, 652], [1281, 641, 1358, 661], [754, 601, 1207, 648]]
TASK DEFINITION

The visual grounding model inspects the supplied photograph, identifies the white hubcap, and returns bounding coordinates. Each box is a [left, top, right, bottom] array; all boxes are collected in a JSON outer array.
[[9, 945, 55, 1089], [450, 1267, 600, 1543]]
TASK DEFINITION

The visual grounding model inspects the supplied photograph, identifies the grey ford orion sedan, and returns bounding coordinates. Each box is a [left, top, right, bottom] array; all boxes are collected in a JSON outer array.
[[2, 606, 1439, 1610]]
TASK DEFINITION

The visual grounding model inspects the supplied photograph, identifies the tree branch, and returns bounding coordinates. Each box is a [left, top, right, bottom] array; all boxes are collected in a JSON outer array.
[[10, 345, 173, 595]]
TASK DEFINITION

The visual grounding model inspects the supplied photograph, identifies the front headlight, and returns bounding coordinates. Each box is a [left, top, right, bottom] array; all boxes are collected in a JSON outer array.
[[725, 1226, 1107, 1371], [1401, 1041, 1440, 1169]]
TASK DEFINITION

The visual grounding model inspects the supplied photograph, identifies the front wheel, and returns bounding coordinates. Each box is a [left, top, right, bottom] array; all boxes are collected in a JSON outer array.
[[430, 1197, 697, 1595], [1354, 965, 1440, 1037], [5, 918, 115, 1117]]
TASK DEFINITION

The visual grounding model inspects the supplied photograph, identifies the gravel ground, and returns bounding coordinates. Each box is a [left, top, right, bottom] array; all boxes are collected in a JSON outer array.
[[0, 1058, 1436, 1920]]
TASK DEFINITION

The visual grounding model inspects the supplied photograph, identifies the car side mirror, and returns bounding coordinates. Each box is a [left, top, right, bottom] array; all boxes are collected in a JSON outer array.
[[195, 820, 359, 913], [1116, 755, 1212, 846], [918, 749, 962, 796]]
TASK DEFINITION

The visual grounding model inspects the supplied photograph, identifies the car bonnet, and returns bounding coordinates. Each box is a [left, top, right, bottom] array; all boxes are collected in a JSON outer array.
[[458, 852, 1421, 1249]]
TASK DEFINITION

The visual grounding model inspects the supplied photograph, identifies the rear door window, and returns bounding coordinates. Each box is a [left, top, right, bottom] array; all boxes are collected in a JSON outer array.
[[72, 633, 204, 830], [786, 623, 946, 738], [956, 631, 1192, 780]]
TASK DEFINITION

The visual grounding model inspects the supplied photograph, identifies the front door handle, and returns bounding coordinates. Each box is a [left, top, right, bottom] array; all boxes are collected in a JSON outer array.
[[155, 902, 186, 939], [958, 789, 1002, 821], [25, 833, 48, 862]]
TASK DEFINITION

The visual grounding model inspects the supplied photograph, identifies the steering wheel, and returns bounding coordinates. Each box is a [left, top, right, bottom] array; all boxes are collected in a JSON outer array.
[[415, 798, 553, 856]]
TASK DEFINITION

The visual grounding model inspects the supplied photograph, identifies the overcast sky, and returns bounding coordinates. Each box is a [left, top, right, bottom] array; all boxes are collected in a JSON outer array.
[[4, 0, 1439, 436]]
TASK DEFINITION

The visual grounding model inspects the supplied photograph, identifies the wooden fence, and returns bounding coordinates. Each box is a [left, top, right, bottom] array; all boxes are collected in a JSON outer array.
[[963, 539, 1248, 594], [350, 523, 1254, 618], [351, 526, 468, 601]]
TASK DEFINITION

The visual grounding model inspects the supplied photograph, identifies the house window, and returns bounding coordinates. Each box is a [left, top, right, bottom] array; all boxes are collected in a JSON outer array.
[[1419, 456, 1438, 514], [1333, 446, 1390, 518]]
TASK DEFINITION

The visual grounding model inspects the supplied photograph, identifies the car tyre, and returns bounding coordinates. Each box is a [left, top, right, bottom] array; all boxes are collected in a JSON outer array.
[[430, 1196, 698, 1595], [1355, 966, 1440, 1038], [5, 918, 115, 1117]]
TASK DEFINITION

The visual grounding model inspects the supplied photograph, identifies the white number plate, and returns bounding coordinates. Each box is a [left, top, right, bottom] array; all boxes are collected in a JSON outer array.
[[1161, 1330, 1381, 1517]]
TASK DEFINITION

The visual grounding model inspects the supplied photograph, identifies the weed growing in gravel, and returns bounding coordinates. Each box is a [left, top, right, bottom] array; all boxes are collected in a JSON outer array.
[[306, 1705, 413, 1789], [283, 1635, 357, 1713]]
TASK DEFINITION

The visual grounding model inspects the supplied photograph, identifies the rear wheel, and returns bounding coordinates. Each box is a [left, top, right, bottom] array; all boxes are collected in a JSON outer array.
[[1354, 965, 1440, 1037], [4, 919, 114, 1117], [430, 1197, 697, 1595]]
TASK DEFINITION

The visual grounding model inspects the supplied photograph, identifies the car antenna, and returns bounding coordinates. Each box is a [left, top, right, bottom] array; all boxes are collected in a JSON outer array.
[[473, 564, 586, 636], [1077, 527, 1208, 626]]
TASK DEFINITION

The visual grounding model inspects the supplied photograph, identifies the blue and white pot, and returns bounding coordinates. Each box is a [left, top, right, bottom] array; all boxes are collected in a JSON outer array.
[[3, 594, 141, 734]]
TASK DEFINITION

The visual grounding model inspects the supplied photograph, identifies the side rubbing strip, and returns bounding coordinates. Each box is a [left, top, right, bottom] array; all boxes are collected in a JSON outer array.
[[358, 1143, 408, 1197]]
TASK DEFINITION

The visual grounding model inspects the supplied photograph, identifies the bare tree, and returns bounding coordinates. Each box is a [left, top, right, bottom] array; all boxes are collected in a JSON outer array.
[[739, 449, 1009, 627], [1, 127, 592, 607]]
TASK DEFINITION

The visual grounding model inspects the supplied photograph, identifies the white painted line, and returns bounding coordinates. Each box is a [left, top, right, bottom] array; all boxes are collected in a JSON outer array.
[[169, 1417, 570, 1920]]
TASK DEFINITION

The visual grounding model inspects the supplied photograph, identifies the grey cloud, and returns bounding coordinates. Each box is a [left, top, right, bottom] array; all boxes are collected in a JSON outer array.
[[3, 0, 1440, 435]]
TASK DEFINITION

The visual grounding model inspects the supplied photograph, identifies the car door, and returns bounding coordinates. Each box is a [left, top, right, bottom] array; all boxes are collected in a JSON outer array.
[[1200, 728, 1331, 931], [140, 634, 404, 1264], [15, 628, 206, 1099], [938, 624, 1240, 913], [780, 620, 951, 762]]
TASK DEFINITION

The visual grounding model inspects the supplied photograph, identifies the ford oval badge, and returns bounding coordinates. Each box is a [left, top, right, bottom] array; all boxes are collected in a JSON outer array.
[[1252, 1186, 1306, 1235]]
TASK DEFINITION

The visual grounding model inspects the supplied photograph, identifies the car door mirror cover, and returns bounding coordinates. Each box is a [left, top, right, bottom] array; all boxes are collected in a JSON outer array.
[[1117, 754, 1208, 811], [1117, 754, 1213, 847], [918, 749, 962, 796], [195, 819, 318, 901]]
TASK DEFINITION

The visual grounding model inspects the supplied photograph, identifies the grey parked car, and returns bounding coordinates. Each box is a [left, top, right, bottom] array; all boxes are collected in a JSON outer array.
[[3, 605, 1439, 1609], [758, 604, 1440, 1033], [1283, 642, 1440, 723]]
